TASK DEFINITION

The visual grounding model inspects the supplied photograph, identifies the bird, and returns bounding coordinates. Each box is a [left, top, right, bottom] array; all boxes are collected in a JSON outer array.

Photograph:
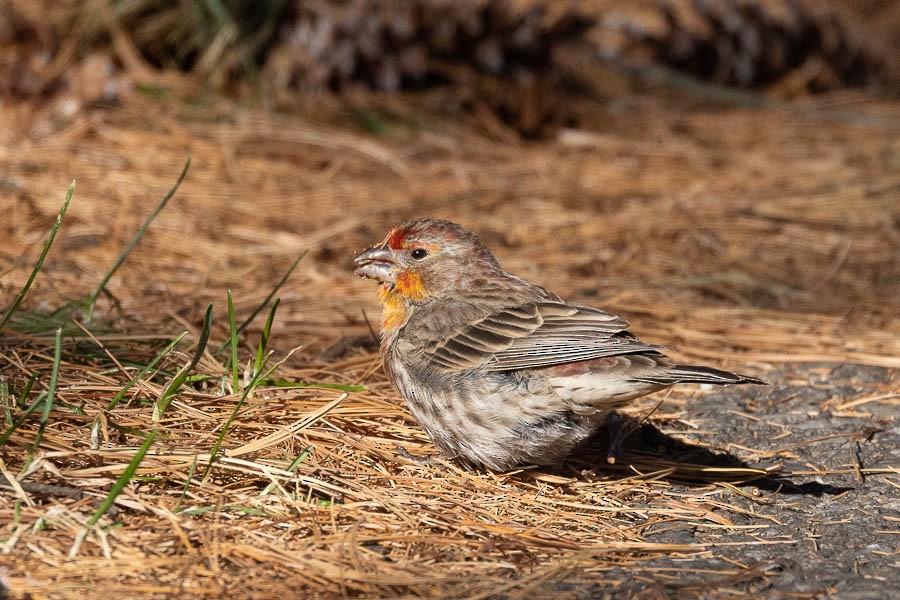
[[354, 218, 763, 471]]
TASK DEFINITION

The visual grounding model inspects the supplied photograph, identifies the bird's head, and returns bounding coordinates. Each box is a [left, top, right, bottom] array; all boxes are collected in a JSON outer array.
[[354, 218, 501, 310]]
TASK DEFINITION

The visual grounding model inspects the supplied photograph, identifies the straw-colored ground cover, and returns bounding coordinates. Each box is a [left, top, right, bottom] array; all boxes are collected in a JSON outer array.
[[1, 44, 898, 598]]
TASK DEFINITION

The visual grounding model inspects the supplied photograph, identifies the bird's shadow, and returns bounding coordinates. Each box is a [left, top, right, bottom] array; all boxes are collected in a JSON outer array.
[[554, 414, 850, 496]]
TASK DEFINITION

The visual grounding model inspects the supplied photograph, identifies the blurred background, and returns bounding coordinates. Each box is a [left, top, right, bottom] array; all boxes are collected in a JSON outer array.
[[1, 0, 897, 356]]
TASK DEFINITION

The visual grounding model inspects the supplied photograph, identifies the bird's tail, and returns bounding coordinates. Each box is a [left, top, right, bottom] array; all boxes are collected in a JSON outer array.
[[636, 364, 765, 386]]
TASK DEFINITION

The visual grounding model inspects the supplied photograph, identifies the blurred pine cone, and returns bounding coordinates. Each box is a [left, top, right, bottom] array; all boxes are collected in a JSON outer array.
[[264, 0, 594, 93], [613, 0, 886, 92], [0, 3, 59, 97]]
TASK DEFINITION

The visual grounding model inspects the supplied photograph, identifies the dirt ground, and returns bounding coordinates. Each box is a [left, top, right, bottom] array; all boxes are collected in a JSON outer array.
[[1, 57, 899, 598], [585, 361, 899, 598]]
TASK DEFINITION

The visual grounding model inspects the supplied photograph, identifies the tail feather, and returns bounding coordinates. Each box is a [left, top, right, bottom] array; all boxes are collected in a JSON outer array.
[[636, 364, 765, 386]]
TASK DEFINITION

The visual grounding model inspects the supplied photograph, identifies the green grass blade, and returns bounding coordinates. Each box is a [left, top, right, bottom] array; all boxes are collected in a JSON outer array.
[[262, 445, 312, 495], [16, 373, 39, 409], [286, 446, 313, 471], [3, 306, 87, 337], [202, 349, 272, 482], [200, 0, 233, 28], [32, 328, 62, 451], [154, 304, 213, 420], [0, 381, 9, 426], [86, 429, 158, 527], [0, 181, 75, 331], [198, 0, 279, 82], [107, 333, 188, 411], [178, 455, 198, 506], [108, 422, 150, 438], [257, 354, 285, 382], [264, 380, 366, 392], [178, 505, 268, 517], [0, 392, 46, 446], [203, 337, 276, 481], [227, 290, 239, 392], [254, 299, 280, 377], [255, 345, 303, 386], [86, 156, 191, 318], [218, 249, 306, 353]]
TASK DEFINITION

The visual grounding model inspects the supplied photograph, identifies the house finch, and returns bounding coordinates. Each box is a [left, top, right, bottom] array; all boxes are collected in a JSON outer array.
[[354, 218, 763, 470]]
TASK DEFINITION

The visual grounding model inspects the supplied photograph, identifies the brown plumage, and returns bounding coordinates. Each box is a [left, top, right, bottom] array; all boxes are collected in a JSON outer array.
[[354, 218, 763, 470]]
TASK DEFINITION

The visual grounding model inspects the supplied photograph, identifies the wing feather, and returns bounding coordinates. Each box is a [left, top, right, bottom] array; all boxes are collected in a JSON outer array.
[[425, 302, 659, 372]]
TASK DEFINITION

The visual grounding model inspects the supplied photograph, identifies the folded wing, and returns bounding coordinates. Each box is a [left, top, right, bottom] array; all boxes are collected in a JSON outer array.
[[424, 302, 661, 372]]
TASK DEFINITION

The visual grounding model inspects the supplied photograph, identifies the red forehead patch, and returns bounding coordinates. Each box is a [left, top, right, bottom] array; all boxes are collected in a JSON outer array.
[[385, 222, 458, 249], [386, 227, 409, 250]]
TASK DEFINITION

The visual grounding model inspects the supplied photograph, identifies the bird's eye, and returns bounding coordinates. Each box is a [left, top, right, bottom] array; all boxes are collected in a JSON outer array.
[[410, 248, 428, 260]]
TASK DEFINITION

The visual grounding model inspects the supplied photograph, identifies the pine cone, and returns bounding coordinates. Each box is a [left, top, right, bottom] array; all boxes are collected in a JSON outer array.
[[614, 0, 886, 92], [263, 0, 594, 92], [0, 3, 58, 97]]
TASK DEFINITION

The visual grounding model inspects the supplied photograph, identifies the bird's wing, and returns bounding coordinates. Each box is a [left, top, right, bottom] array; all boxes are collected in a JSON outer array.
[[424, 302, 661, 372]]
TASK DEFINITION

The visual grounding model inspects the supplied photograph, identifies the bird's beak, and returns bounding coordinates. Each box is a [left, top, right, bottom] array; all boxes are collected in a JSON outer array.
[[354, 246, 396, 283]]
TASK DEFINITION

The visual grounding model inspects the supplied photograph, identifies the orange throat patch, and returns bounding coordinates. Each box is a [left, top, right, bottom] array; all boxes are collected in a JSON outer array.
[[377, 271, 427, 331]]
